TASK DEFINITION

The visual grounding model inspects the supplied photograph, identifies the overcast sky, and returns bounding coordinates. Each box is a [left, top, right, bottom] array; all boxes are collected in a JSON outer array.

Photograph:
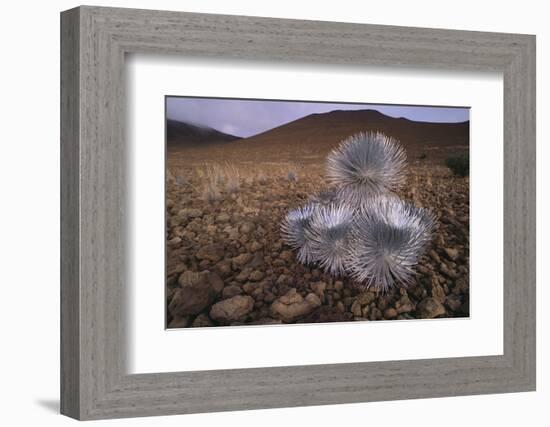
[[166, 97, 470, 138]]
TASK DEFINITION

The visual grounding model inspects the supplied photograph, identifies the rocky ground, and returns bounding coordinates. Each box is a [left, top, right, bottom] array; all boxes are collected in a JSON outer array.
[[165, 162, 469, 328]]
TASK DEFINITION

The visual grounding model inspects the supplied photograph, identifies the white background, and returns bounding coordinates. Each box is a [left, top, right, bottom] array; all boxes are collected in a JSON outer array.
[[128, 56, 503, 373], [0, 0, 547, 426]]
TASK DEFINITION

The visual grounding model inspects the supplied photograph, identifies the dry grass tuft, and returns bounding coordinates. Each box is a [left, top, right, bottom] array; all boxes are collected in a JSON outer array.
[[224, 164, 241, 193], [196, 163, 223, 202], [202, 180, 221, 202]]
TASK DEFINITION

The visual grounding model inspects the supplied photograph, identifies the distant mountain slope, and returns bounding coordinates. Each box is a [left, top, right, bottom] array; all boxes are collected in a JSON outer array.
[[168, 109, 469, 165], [167, 119, 241, 148], [238, 109, 468, 152]]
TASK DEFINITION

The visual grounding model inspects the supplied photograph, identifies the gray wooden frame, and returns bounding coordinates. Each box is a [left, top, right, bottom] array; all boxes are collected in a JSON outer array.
[[60, 5, 536, 420]]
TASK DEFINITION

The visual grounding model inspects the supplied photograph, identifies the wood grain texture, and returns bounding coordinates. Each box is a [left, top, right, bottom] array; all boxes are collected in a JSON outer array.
[[60, 7, 80, 419], [60, 6, 536, 420]]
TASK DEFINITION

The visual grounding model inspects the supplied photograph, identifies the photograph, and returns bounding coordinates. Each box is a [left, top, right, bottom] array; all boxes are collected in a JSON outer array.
[[165, 97, 470, 328]]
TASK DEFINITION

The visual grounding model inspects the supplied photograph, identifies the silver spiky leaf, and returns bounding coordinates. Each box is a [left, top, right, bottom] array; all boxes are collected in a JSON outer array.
[[306, 203, 354, 276], [281, 203, 318, 264], [326, 132, 407, 206], [346, 196, 435, 292]]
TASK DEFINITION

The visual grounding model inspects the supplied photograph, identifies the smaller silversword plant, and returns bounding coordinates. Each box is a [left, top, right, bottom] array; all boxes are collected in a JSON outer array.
[[281, 203, 318, 264], [287, 170, 298, 182], [306, 203, 354, 276], [346, 196, 435, 292], [257, 174, 268, 185]]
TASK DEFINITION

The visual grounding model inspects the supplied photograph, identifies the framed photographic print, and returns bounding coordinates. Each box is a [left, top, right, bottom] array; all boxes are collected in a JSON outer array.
[[164, 96, 471, 329], [61, 6, 536, 420]]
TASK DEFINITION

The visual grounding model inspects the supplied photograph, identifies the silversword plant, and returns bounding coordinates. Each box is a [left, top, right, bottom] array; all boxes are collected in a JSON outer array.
[[326, 132, 407, 206], [281, 131, 436, 292]]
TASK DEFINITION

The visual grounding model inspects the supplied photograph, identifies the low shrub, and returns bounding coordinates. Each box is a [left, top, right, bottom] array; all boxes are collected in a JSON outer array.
[[445, 154, 469, 177]]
